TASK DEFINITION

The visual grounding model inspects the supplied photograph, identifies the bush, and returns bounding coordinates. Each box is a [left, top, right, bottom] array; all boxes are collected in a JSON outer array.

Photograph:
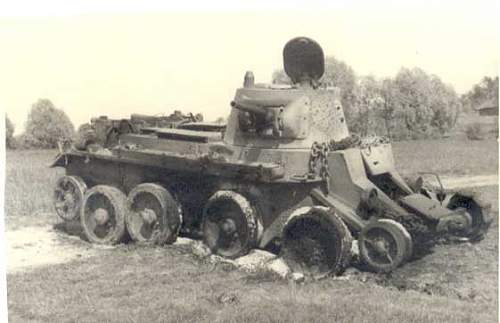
[[21, 99, 75, 149], [465, 123, 483, 140], [6, 115, 15, 149]]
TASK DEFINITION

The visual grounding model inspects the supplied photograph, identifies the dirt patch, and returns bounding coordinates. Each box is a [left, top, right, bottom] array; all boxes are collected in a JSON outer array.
[[6, 224, 99, 274], [5, 223, 292, 278]]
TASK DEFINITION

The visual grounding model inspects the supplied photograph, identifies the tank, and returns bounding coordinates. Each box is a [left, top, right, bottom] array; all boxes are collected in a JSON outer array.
[[51, 37, 492, 276]]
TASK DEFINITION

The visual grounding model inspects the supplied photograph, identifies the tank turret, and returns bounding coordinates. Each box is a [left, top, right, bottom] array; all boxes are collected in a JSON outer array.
[[224, 37, 349, 148]]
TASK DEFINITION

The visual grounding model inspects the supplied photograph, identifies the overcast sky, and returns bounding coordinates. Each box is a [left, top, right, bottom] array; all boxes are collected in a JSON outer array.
[[1, 0, 498, 133]]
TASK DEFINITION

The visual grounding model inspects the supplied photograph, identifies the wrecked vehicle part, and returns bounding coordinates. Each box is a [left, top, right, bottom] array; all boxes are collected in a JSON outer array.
[[281, 206, 352, 278], [410, 175, 492, 241], [358, 219, 413, 273], [52, 36, 491, 275], [75, 111, 204, 150], [445, 192, 492, 241]]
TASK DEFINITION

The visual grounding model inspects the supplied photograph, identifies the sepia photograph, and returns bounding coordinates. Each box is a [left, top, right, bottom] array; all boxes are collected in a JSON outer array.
[[1, 1, 498, 322]]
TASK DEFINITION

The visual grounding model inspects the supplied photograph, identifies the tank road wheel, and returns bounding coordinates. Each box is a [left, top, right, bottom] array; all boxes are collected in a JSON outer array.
[[202, 191, 262, 259], [359, 219, 413, 273], [282, 207, 353, 278], [126, 183, 182, 245], [54, 175, 87, 221], [80, 185, 127, 245], [446, 193, 492, 241]]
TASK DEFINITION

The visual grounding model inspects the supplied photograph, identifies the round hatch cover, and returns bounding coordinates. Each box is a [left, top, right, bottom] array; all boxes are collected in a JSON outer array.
[[283, 37, 324, 84]]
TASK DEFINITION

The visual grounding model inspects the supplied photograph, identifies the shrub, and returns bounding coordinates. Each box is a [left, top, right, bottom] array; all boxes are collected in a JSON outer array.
[[21, 99, 75, 149], [465, 123, 483, 140]]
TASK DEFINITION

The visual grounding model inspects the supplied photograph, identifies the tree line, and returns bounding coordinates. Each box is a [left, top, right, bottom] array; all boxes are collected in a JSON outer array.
[[273, 57, 498, 140], [5, 70, 498, 149]]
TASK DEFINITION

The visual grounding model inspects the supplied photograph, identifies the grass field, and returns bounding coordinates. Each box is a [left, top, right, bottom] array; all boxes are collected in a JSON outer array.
[[4, 138, 499, 323], [392, 138, 498, 176], [4, 150, 64, 230]]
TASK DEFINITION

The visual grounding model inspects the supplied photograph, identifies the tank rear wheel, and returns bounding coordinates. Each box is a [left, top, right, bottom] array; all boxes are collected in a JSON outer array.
[[202, 191, 261, 259], [126, 183, 182, 245], [359, 219, 413, 273], [54, 175, 87, 221], [80, 185, 127, 245], [282, 207, 352, 278], [447, 193, 492, 241]]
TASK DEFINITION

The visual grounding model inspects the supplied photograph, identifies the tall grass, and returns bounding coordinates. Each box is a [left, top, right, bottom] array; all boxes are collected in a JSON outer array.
[[5, 150, 63, 227]]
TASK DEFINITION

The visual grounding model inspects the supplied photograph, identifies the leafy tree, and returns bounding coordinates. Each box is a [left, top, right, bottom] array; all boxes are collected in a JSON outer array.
[[379, 78, 401, 138], [5, 115, 15, 149], [21, 99, 75, 149], [351, 75, 385, 136], [428, 76, 460, 134], [461, 76, 498, 112], [393, 67, 459, 138]]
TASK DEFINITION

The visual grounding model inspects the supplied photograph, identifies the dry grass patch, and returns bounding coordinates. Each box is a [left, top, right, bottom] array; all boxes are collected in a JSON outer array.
[[392, 138, 498, 176]]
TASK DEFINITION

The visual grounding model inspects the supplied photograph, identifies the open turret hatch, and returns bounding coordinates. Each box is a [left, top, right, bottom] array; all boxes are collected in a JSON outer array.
[[283, 37, 325, 85]]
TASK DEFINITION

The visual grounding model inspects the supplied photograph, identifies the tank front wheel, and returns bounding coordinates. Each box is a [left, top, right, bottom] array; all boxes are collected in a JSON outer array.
[[359, 219, 413, 273], [282, 207, 353, 278], [80, 185, 127, 245], [126, 183, 182, 245], [54, 175, 87, 221], [202, 191, 261, 259]]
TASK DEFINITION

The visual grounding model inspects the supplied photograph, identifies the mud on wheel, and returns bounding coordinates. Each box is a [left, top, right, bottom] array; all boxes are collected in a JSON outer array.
[[54, 175, 87, 221], [202, 190, 262, 259], [80, 185, 128, 245], [126, 183, 182, 245], [281, 207, 352, 278], [359, 219, 413, 273]]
